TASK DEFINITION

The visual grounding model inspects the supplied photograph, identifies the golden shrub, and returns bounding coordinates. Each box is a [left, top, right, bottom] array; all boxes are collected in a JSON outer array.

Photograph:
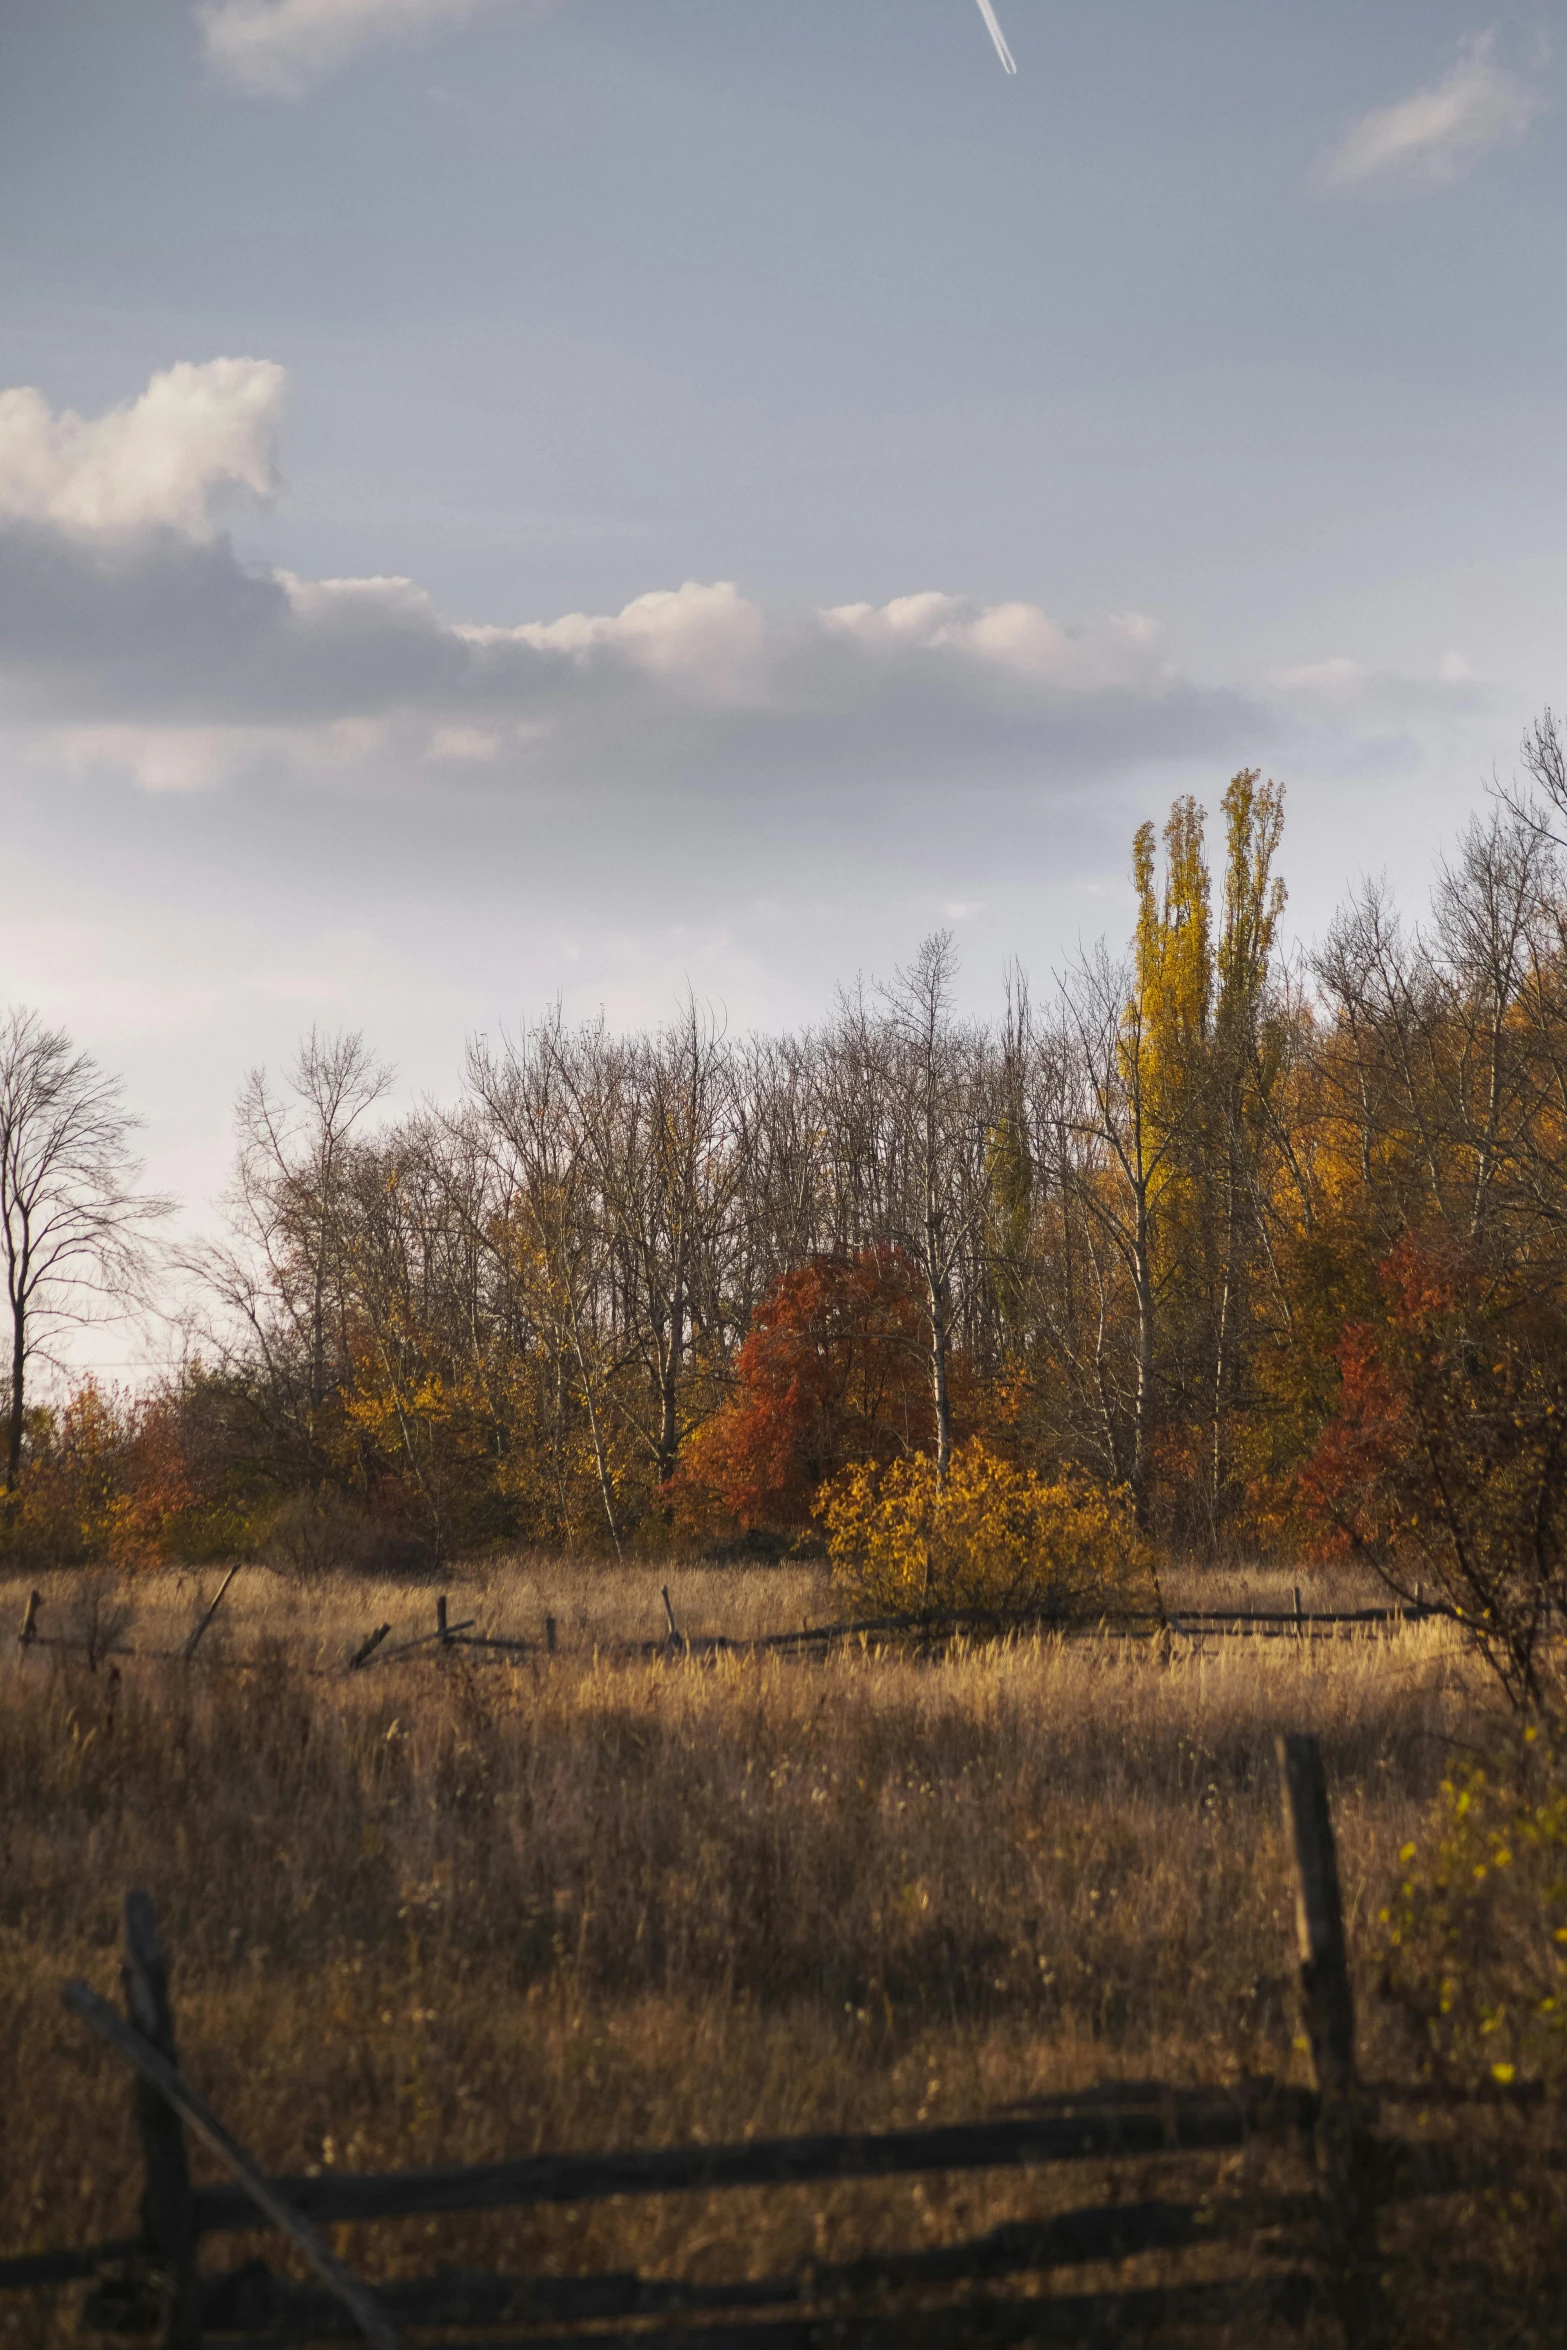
[[1381, 1725, 1567, 2090], [815, 1438, 1159, 1621]]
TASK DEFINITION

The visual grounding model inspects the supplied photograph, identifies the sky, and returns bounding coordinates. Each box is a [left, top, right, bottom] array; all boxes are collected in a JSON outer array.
[[2, 0, 1566, 1287]]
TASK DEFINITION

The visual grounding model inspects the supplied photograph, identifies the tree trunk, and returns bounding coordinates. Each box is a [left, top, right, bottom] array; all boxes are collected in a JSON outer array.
[[655, 1283, 685, 1488], [1210, 1147, 1235, 1539], [921, 1171, 954, 1482], [6, 1297, 23, 1493], [929, 1270, 953, 1482], [1131, 1188, 1155, 1529]]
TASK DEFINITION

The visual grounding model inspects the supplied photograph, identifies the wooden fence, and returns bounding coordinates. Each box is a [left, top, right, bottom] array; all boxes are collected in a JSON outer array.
[[0, 1732, 1510, 2350], [14, 1579, 1446, 1679]]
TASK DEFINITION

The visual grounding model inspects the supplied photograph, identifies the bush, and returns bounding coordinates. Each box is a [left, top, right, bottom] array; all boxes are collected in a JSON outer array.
[[815, 1438, 1159, 1621], [265, 1490, 377, 1578], [1381, 1727, 1567, 2090]]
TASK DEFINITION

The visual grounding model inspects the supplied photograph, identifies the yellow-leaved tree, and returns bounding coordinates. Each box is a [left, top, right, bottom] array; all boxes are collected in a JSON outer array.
[[815, 1437, 1160, 1620]]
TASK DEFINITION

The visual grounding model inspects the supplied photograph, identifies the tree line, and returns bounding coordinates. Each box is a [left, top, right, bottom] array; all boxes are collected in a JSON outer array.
[[7, 736, 1567, 1684]]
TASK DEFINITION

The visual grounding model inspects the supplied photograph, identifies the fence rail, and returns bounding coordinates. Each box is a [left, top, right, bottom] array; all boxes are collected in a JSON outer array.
[[2, 1730, 1507, 2350], [13, 1579, 1451, 1680], [181, 2088, 1315, 2233]]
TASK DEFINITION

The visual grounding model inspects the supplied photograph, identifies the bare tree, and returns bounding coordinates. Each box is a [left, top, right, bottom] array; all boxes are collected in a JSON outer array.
[[1498, 705, 1567, 849], [1052, 944, 1174, 1522], [867, 934, 993, 1481], [568, 1002, 745, 1488], [189, 1029, 393, 1479], [466, 1011, 630, 1555], [0, 1008, 172, 1492]]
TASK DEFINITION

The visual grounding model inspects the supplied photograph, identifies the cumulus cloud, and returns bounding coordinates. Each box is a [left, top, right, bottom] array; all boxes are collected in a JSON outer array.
[[0, 360, 284, 539], [0, 359, 1267, 804], [1320, 32, 1546, 193], [822, 594, 1168, 691], [198, 0, 546, 95], [472, 580, 774, 705]]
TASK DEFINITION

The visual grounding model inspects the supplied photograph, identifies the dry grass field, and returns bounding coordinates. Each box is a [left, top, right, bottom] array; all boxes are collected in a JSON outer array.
[[0, 1557, 1556, 2345]]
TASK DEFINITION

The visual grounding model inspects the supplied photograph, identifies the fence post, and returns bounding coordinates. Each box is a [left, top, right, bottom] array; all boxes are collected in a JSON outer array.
[[121, 1893, 199, 2349], [349, 1623, 391, 1671], [1276, 1733, 1385, 2348], [18, 1589, 41, 1650], [182, 1563, 240, 1664], [1293, 1586, 1304, 1640], [436, 1595, 449, 1647], [545, 1615, 557, 1656]]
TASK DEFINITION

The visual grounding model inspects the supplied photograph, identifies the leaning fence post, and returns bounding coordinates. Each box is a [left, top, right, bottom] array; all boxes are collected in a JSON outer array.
[[1276, 1733, 1385, 2347], [1293, 1586, 1304, 1640], [349, 1623, 392, 1671], [182, 1563, 240, 1664], [66, 1975, 399, 2349], [18, 1589, 41, 1650], [121, 1893, 199, 2349]]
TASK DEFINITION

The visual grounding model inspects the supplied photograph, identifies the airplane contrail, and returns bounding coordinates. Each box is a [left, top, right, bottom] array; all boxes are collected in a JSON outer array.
[[974, 0, 1018, 74]]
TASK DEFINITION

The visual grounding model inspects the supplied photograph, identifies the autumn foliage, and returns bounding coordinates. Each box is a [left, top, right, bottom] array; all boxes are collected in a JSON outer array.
[[15, 745, 1567, 1696], [1381, 1726, 1567, 2091], [817, 1438, 1157, 1621], [2, 1376, 252, 1571], [677, 1247, 933, 1535], [1302, 1232, 1567, 1705]]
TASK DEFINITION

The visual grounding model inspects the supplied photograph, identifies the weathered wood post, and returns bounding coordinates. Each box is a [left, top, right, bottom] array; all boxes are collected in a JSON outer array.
[[182, 1564, 240, 1664], [436, 1595, 450, 1647], [545, 1614, 557, 1657], [121, 1893, 199, 2349], [17, 1589, 41, 1650], [349, 1623, 392, 1671], [1293, 1586, 1304, 1640], [1276, 1733, 1385, 2348]]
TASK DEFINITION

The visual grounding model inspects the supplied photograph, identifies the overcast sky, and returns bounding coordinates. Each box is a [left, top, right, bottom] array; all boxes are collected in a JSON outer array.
[[2, 0, 1565, 1271]]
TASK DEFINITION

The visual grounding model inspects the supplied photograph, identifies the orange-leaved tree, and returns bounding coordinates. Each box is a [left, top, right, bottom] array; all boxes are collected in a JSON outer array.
[[5, 1377, 213, 1569], [680, 1246, 934, 1534]]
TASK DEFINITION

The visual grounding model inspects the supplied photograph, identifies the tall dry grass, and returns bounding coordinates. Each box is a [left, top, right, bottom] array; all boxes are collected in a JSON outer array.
[[0, 1559, 1542, 2344]]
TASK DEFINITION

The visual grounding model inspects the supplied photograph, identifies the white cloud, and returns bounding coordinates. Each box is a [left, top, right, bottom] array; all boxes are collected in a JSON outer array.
[[1320, 32, 1546, 193], [0, 360, 284, 539], [822, 593, 1169, 690], [282, 570, 438, 628], [198, 0, 543, 95], [474, 580, 773, 705], [0, 362, 1264, 798]]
